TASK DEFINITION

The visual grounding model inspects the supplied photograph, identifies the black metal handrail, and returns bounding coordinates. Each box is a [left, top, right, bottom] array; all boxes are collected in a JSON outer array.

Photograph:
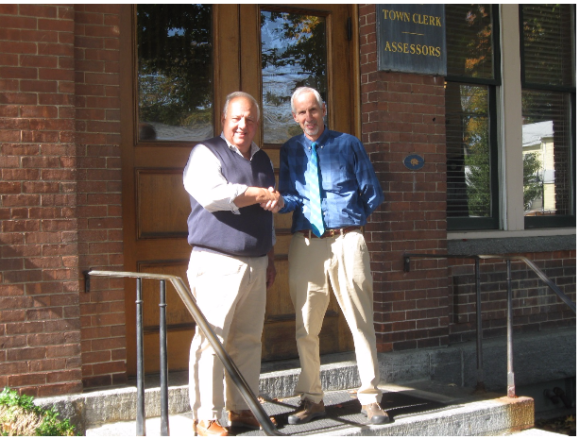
[[85, 270, 284, 436], [404, 253, 576, 398]]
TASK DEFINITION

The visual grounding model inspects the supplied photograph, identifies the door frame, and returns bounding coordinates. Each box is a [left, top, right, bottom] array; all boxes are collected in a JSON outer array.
[[119, 4, 361, 375]]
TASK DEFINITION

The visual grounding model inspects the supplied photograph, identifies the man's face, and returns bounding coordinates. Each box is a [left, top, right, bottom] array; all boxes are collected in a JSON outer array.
[[292, 91, 326, 142], [221, 97, 259, 158]]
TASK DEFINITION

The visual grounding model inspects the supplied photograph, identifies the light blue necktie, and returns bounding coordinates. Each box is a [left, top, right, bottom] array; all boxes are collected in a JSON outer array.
[[305, 142, 325, 237]]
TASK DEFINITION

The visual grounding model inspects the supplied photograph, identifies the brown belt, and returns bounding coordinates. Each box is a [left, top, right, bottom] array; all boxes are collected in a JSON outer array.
[[298, 226, 362, 239]]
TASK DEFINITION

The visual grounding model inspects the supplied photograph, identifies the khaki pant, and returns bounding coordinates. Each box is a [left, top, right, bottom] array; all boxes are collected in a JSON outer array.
[[288, 230, 382, 405], [187, 250, 268, 420]]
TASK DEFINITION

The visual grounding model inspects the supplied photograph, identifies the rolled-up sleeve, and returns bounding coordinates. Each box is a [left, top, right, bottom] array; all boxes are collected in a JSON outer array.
[[183, 144, 248, 214]]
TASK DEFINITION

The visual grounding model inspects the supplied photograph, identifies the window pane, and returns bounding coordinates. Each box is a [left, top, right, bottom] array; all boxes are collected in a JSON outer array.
[[521, 4, 574, 87], [445, 5, 494, 80], [522, 91, 573, 216], [261, 10, 328, 144], [446, 83, 492, 218], [137, 5, 213, 142]]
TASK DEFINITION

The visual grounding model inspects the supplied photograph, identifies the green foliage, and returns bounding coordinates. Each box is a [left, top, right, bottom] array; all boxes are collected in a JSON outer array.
[[464, 117, 491, 217], [0, 387, 36, 413], [0, 387, 77, 436], [35, 409, 76, 437], [523, 153, 543, 210]]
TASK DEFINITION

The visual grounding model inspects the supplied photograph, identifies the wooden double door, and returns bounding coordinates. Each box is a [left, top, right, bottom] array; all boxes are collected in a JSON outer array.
[[120, 4, 359, 375]]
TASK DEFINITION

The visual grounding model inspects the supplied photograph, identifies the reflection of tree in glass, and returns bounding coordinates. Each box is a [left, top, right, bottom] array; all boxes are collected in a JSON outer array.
[[523, 153, 543, 211], [451, 85, 491, 218], [522, 91, 571, 216], [446, 5, 493, 79], [261, 11, 327, 101], [521, 4, 573, 87], [464, 117, 491, 217], [137, 4, 212, 129]]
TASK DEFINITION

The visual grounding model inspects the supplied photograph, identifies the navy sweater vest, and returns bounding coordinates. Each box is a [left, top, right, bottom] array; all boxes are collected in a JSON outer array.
[[186, 136, 275, 257]]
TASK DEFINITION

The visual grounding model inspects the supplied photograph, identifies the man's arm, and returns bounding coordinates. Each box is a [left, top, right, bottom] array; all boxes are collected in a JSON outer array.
[[270, 143, 302, 213], [184, 144, 279, 212], [352, 138, 384, 216]]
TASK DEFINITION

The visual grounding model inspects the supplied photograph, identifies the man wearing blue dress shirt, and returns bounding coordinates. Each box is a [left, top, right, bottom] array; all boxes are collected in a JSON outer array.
[[263, 86, 391, 425]]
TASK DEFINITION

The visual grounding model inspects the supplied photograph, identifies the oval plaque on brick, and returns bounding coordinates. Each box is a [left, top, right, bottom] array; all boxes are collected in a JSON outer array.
[[403, 154, 424, 170]]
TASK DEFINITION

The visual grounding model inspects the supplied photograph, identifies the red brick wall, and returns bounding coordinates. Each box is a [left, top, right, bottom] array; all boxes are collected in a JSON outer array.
[[73, 4, 125, 389], [449, 251, 576, 343], [0, 4, 125, 397], [0, 4, 82, 397], [359, 5, 450, 352], [0, 3, 574, 398]]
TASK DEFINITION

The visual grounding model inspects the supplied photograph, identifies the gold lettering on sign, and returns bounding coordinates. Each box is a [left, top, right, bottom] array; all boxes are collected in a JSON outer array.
[[380, 7, 444, 61], [383, 9, 411, 22], [411, 13, 442, 27], [384, 41, 442, 58], [382, 8, 442, 27]]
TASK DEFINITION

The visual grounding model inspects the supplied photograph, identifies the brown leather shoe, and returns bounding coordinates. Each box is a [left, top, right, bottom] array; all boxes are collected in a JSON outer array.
[[194, 420, 229, 436], [228, 410, 260, 429], [287, 399, 326, 425], [228, 410, 278, 430], [361, 402, 393, 425]]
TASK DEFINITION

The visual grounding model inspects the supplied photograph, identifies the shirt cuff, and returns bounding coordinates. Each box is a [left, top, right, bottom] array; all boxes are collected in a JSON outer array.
[[278, 195, 294, 214], [229, 183, 248, 214]]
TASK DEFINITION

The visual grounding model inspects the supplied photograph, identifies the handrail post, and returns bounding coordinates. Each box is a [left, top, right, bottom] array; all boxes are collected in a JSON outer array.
[[136, 278, 146, 435], [85, 270, 285, 436], [159, 280, 169, 436], [402, 253, 575, 400], [474, 257, 485, 391], [506, 260, 516, 398]]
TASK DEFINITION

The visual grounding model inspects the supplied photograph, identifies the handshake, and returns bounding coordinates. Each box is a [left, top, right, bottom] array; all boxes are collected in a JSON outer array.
[[259, 187, 284, 213]]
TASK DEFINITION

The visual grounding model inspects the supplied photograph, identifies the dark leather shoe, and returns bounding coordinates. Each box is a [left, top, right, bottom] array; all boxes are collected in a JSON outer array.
[[288, 399, 326, 425], [194, 420, 229, 436], [228, 410, 260, 429], [361, 402, 393, 425], [228, 410, 278, 429], [228, 410, 278, 430]]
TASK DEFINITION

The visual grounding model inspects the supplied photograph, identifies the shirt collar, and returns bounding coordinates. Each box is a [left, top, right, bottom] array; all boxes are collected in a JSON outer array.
[[220, 133, 260, 159], [303, 126, 329, 149]]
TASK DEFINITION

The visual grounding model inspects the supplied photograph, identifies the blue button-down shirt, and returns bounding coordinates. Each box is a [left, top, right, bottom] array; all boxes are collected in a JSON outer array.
[[278, 127, 384, 233]]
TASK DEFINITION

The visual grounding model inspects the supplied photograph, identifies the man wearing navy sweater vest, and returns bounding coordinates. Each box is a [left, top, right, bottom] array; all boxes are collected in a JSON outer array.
[[183, 92, 280, 436]]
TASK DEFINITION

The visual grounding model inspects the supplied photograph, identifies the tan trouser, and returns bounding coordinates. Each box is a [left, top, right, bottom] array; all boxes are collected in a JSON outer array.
[[288, 230, 382, 405], [187, 250, 268, 420]]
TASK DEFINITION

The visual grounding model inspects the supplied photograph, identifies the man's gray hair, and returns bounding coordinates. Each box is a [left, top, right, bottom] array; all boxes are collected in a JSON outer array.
[[291, 87, 324, 114], [223, 91, 261, 121]]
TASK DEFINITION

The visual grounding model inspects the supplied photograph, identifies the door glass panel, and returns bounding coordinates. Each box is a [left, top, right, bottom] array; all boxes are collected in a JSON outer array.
[[260, 9, 328, 144], [137, 4, 213, 142]]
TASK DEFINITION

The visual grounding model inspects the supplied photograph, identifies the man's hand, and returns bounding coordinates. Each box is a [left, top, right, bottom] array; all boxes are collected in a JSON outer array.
[[260, 187, 285, 213], [234, 186, 280, 208]]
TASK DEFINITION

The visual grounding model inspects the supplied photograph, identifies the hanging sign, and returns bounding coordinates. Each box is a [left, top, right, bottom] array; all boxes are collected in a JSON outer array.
[[376, 4, 447, 76]]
